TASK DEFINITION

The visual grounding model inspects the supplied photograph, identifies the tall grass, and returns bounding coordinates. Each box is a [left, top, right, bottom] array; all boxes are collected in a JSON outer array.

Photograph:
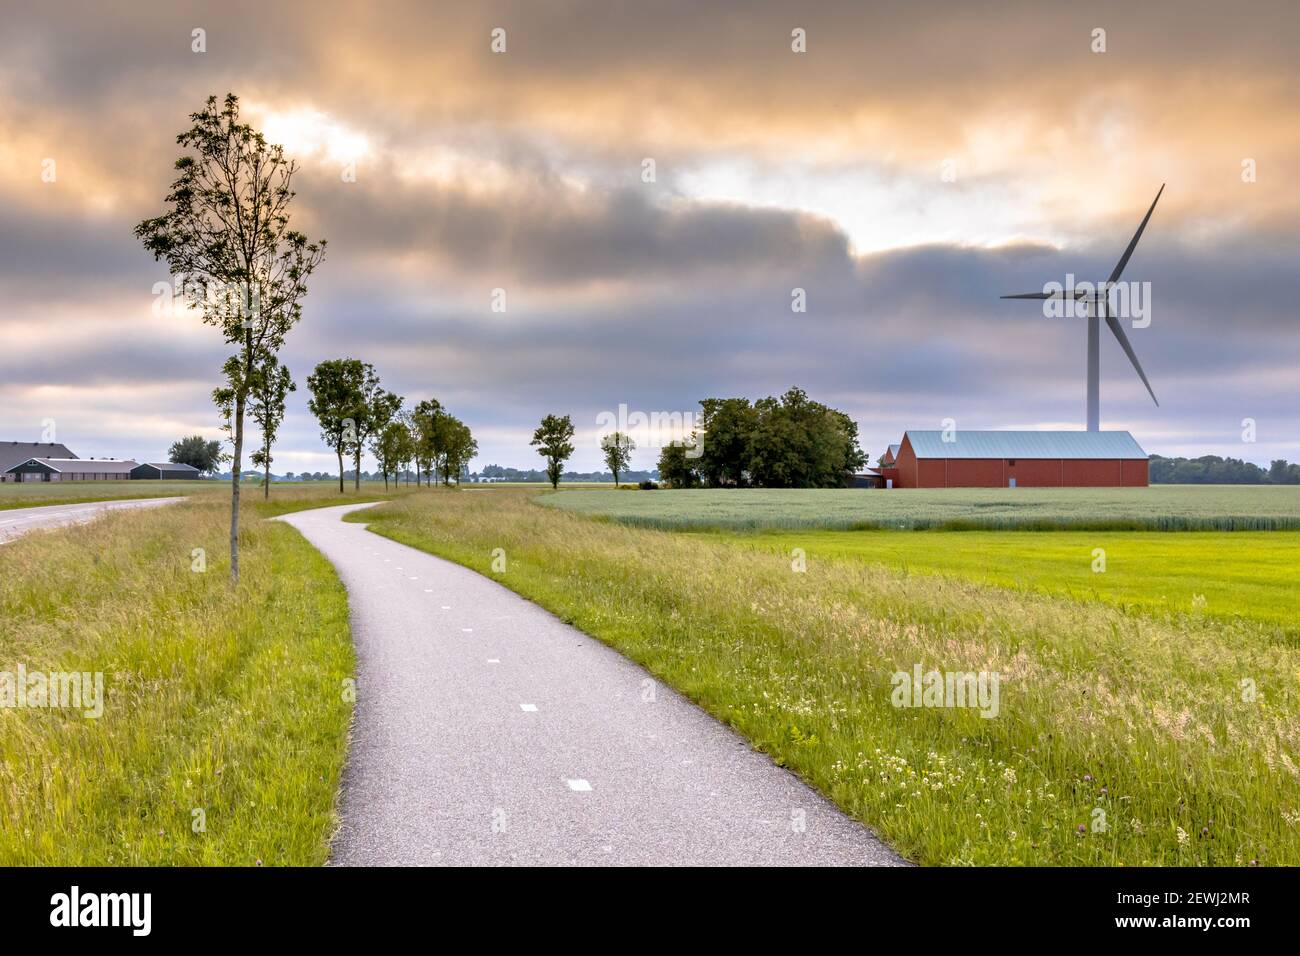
[[357, 489, 1300, 866], [0, 485, 400, 864]]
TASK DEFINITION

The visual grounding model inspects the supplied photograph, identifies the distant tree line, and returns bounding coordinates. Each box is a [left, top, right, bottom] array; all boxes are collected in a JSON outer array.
[[307, 359, 477, 491], [658, 388, 866, 489], [1149, 454, 1300, 484], [477, 464, 660, 483]]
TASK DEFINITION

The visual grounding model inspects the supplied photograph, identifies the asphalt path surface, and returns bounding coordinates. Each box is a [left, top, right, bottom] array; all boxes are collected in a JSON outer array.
[[279, 502, 903, 867], [0, 496, 185, 544]]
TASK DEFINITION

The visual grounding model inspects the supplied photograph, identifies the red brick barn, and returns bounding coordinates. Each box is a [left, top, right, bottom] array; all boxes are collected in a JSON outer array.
[[893, 431, 1149, 488], [876, 443, 901, 488]]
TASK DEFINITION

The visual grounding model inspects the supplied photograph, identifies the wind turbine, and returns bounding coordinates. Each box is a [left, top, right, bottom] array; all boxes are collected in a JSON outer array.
[[1002, 185, 1163, 432]]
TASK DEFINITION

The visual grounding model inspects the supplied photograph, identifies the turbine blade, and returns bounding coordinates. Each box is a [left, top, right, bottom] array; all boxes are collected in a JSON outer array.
[[1105, 314, 1159, 406], [1000, 291, 1079, 300], [1107, 184, 1165, 286]]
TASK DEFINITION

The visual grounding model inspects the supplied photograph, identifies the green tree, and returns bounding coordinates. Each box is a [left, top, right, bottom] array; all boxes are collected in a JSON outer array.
[[307, 359, 365, 493], [657, 441, 700, 488], [372, 420, 411, 490], [747, 388, 865, 488], [1268, 459, 1300, 484], [1148, 455, 1268, 484], [531, 414, 575, 489], [167, 435, 224, 475], [411, 398, 444, 486], [136, 93, 325, 582], [247, 356, 295, 499], [435, 415, 477, 486], [601, 431, 635, 486], [353, 366, 401, 492], [697, 398, 756, 487]]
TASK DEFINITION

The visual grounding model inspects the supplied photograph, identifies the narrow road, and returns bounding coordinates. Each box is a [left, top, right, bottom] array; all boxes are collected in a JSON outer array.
[[279, 502, 903, 867], [0, 497, 185, 544]]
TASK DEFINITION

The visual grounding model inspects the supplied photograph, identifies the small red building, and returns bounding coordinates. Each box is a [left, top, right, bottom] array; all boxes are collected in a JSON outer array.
[[876, 443, 901, 488], [893, 430, 1149, 488]]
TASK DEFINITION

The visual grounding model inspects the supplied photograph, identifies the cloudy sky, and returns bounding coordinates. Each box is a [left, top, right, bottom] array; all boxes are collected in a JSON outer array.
[[2, 0, 1297, 473]]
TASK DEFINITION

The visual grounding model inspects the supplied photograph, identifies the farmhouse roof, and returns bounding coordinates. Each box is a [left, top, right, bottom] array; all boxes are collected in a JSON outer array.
[[0, 441, 76, 473], [15, 457, 139, 474], [139, 462, 200, 472], [903, 430, 1148, 460]]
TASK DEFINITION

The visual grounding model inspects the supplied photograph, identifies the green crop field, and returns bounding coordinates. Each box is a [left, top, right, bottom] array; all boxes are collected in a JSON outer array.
[[540, 484, 1300, 530], [718, 528, 1300, 636]]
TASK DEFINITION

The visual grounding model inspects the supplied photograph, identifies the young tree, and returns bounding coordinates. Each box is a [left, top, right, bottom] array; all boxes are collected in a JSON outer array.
[[168, 435, 224, 474], [247, 356, 295, 499], [531, 414, 575, 490], [601, 431, 635, 486], [353, 365, 401, 492], [396, 412, 418, 485], [372, 420, 410, 490], [136, 93, 325, 582], [307, 359, 365, 493], [443, 418, 478, 485], [428, 414, 474, 486], [411, 398, 443, 486]]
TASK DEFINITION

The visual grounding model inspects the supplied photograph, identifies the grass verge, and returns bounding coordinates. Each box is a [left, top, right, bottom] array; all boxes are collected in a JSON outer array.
[[354, 489, 1300, 866], [0, 485, 403, 864]]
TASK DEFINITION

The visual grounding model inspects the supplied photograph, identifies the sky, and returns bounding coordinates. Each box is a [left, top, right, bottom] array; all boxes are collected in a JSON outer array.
[[2, 0, 1298, 474]]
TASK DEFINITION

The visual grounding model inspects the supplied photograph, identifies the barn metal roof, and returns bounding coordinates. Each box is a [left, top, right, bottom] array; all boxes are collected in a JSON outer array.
[[903, 430, 1148, 460], [15, 457, 139, 474], [0, 441, 76, 473], [139, 462, 200, 472]]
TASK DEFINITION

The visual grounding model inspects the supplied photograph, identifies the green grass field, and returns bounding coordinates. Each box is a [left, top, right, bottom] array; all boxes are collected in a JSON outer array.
[[0, 483, 406, 864], [0, 479, 223, 510], [8, 480, 1296, 866], [541, 485, 1300, 530], [0, 479, 605, 512], [356, 488, 1300, 866], [721, 529, 1300, 636]]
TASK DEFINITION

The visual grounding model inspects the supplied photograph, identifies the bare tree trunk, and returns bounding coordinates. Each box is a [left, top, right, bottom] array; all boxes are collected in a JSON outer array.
[[263, 443, 270, 500], [337, 447, 344, 493], [230, 393, 245, 584], [354, 447, 361, 491]]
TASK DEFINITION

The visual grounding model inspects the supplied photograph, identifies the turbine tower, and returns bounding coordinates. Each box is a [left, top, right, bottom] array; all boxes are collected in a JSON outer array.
[[1002, 185, 1163, 431]]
